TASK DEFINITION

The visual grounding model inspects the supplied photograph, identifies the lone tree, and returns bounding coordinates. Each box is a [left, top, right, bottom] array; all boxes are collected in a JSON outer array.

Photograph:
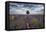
[[25, 10, 30, 29], [26, 10, 29, 14]]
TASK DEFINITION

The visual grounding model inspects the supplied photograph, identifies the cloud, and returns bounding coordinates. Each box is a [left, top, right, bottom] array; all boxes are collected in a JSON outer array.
[[10, 3, 44, 15]]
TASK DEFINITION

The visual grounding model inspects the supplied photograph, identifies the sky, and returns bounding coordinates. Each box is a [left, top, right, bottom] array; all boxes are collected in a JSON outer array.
[[9, 3, 44, 15]]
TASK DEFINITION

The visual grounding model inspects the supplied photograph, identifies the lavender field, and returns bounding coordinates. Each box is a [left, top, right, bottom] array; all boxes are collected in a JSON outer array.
[[9, 15, 44, 29]]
